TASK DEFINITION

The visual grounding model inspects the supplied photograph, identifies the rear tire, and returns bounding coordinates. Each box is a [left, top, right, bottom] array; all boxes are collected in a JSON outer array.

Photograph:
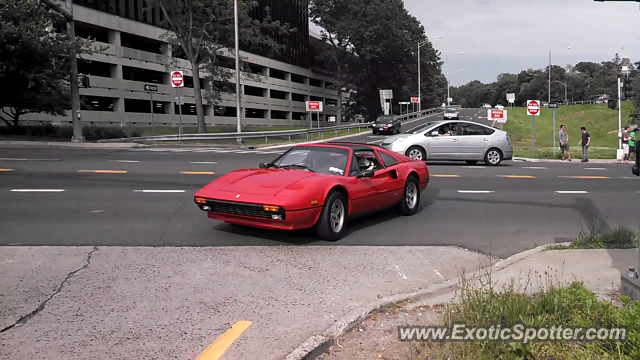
[[396, 176, 420, 215], [484, 148, 503, 166], [315, 191, 348, 241]]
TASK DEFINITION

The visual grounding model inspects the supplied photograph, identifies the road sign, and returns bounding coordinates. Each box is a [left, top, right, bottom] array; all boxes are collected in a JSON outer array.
[[144, 84, 158, 92], [410, 96, 420, 103], [506, 93, 515, 104], [548, 103, 558, 108], [305, 101, 323, 112], [399, 102, 410, 105], [488, 109, 507, 123], [170, 71, 184, 88], [526, 100, 541, 116]]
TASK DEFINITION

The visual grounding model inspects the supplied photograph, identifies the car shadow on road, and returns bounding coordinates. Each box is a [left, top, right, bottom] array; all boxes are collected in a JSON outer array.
[[426, 161, 513, 167], [211, 188, 440, 245]]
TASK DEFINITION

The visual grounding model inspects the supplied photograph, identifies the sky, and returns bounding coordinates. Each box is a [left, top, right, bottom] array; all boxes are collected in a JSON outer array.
[[403, 0, 640, 86], [311, 0, 640, 87]]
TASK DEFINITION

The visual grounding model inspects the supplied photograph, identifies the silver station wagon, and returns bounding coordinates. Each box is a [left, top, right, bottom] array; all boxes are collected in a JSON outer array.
[[380, 120, 514, 166]]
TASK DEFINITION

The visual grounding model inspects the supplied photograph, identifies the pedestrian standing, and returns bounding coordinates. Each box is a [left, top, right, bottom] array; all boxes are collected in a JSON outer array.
[[558, 125, 571, 161], [621, 125, 630, 164], [630, 128, 637, 163], [578, 126, 591, 163]]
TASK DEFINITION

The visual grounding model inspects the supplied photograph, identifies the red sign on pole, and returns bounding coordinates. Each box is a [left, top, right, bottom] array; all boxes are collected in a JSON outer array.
[[410, 96, 420, 103], [491, 110, 503, 119], [526, 100, 541, 116], [171, 71, 184, 88], [306, 101, 323, 111]]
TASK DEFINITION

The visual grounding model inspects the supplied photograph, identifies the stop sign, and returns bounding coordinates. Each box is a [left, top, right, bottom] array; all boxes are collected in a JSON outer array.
[[527, 100, 540, 116], [171, 71, 184, 88]]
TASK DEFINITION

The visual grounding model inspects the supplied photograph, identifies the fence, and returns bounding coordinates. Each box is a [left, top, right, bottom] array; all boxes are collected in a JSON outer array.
[[98, 107, 443, 144]]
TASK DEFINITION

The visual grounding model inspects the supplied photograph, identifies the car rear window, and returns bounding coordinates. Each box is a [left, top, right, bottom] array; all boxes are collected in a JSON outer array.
[[445, 109, 456, 113]]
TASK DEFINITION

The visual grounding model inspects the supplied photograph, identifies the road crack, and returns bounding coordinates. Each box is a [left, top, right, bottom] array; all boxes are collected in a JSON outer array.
[[0, 246, 99, 334]]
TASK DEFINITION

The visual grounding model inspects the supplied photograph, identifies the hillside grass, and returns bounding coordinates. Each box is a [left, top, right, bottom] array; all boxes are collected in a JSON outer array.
[[497, 103, 633, 159]]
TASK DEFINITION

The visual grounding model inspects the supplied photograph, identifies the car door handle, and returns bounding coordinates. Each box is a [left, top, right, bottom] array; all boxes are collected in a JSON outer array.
[[484, 138, 489, 142], [451, 139, 459, 143]]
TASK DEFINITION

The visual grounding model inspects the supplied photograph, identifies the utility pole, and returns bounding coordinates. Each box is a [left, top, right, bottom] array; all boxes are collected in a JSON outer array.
[[548, 50, 551, 105], [234, 0, 243, 145], [41, 0, 83, 141]]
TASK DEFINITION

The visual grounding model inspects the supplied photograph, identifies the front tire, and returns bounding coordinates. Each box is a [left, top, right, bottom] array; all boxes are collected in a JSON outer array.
[[405, 146, 426, 161], [315, 191, 348, 241], [396, 176, 420, 215], [484, 148, 503, 166]]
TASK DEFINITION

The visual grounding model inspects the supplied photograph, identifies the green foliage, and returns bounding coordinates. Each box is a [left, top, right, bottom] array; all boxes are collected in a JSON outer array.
[[452, 53, 638, 110], [0, 124, 141, 141], [152, 0, 294, 132], [548, 223, 638, 250], [309, 0, 446, 121], [0, 0, 94, 127], [424, 269, 640, 359]]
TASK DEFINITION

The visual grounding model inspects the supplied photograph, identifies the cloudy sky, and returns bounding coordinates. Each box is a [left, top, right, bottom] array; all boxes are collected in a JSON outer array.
[[402, 0, 640, 86]]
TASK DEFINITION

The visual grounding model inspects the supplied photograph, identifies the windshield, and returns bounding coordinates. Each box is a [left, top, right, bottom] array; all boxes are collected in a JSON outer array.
[[445, 108, 457, 113], [271, 147, 349, 176], [402, 121, 442, 134], [375, 116, 394, 123]]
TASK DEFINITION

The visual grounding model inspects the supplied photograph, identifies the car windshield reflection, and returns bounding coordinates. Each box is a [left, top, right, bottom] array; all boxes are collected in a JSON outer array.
[[402, 121, 442, 134], [271, 147, 349, 176]]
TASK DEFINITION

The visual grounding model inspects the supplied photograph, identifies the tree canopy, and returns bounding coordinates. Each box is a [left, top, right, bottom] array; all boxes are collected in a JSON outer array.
[[309, 0, 446, 121], [153, 0, 293, 133], [450, 54, 639, 109], [0, 0, 92, 127]]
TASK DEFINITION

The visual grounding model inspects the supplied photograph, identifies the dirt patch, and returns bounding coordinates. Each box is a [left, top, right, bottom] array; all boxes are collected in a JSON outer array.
[[558, 110, 585, 121], [317, 304, 446, 359]]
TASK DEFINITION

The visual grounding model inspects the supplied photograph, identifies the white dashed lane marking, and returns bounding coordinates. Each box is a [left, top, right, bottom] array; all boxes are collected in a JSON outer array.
[[109, 160, 139, 163], [457, 190, 494, 194], [10, 189, 65, 192], [555, 191, 588, 194], [523, 166, 547, 169], [0, 158, 61, 161], [191, 161, 218, 164], [585, 168, 607, 170], [133, 190, 186, 193]]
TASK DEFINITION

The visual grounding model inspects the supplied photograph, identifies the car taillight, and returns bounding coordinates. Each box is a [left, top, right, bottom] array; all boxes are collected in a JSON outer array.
[[505, 134, 511, 145]]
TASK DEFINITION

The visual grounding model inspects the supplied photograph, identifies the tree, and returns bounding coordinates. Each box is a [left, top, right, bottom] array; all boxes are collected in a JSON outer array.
[[152, 0, 293, 133], [309, 0, 362, 123], [0, 0, 93, 127]]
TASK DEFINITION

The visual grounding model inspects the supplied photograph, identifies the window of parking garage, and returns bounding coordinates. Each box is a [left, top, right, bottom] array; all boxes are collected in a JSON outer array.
[[291, 93, 305, 102], [291, 74, 305, 84], [123, 99, 167, 113], [270, 90, 287, 100], [309, 96, 323, 102], [246, 63, 266, 75], [174, 103, 198, 115], [309, 78, 323, 87], [270, 110, 288, 119], [326, 99, 337, 106], [81, 96, 114, 111], [212, 81, 235, 93], [215, 106, 237, 117], [270, 68, 287, 80], [74, 22, 109, 43], [325, 82, 336, 90], [244, 85, 266, 97], [122, 66, 164, 84], [183, 76, 206, 89], [292, 112, 308, 121], [121, 32, 163, 54], [218, 56, 235, 70], [245, 109, 265, 118], [78, 59, 112, 78]]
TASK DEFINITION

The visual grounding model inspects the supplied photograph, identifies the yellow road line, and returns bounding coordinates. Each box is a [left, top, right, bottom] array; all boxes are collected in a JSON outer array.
[[0, 169, 14, 172], [431, 174, 460, 178], [497, 175, 536, 179], [559, 176, 609, 179], [181, 171, 215, 175], [78, 170, 128, 174], [195, 321, 252, 360]]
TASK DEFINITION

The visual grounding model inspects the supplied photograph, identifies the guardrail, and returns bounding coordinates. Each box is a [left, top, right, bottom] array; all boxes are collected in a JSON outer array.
[[98, 107, 443, 143]]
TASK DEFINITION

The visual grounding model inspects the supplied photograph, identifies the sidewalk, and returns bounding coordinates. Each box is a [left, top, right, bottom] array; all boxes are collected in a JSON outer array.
[[289, 247, 636, 360], [0, 140, 147, 148], [514, 157, 618, 163]]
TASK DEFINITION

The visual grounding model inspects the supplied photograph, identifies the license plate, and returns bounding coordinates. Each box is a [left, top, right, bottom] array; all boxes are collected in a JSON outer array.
[[379, 127, 384, 130]]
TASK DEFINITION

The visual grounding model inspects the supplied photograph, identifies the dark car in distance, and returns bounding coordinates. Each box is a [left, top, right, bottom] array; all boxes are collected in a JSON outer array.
[[372, 115, 401, 135]]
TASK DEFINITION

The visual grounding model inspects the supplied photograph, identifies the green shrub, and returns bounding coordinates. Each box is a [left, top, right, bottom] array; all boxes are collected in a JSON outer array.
[[425, 269, 640, 359], [0, 124, 142, 141], [548, 224, 638, 250]]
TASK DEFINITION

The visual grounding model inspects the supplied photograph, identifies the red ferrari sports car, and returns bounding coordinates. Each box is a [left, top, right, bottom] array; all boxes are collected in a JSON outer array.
[[193, 142, 430, 241]]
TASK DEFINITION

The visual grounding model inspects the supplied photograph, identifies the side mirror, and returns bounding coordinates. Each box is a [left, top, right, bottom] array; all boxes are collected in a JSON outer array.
[[357, 169, 375, 178], [259, 162, 268, 169], [430, 131, 439, 136]]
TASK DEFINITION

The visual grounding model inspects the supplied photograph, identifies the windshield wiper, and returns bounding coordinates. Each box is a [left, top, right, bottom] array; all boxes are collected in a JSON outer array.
[[279, 164, 316, 172]]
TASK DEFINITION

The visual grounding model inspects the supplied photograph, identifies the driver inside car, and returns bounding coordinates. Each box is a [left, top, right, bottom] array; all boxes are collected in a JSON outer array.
[[358, 156, 375, 171]]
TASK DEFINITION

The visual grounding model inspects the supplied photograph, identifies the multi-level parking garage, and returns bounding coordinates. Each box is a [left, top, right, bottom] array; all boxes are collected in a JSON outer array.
[[16, 0, 341, 128]]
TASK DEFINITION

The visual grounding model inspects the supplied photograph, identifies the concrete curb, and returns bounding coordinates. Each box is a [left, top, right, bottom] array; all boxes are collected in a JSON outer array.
[[513, 157, 617, 164], [284, 242, 571, 360]]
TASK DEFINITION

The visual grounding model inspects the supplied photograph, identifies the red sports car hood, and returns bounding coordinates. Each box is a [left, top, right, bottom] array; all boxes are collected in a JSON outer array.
[[216, 169, 317, 196]]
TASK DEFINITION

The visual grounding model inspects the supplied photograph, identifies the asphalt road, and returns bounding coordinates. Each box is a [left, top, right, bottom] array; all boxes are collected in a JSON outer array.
[[2, 108, 639, 360]]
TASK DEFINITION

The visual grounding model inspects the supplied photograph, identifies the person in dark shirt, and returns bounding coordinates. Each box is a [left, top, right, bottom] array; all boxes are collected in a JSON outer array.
[[578, 126, 591, 163]]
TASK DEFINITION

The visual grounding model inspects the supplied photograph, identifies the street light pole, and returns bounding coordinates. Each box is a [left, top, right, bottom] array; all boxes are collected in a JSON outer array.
[[417, 42, 422, 113], [233, 0, 243, 145], [548, 50, 551, 105]]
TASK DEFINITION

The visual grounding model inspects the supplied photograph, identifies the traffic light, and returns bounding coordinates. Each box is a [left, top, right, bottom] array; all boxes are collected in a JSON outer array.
[[80, 76, 90, 88]]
